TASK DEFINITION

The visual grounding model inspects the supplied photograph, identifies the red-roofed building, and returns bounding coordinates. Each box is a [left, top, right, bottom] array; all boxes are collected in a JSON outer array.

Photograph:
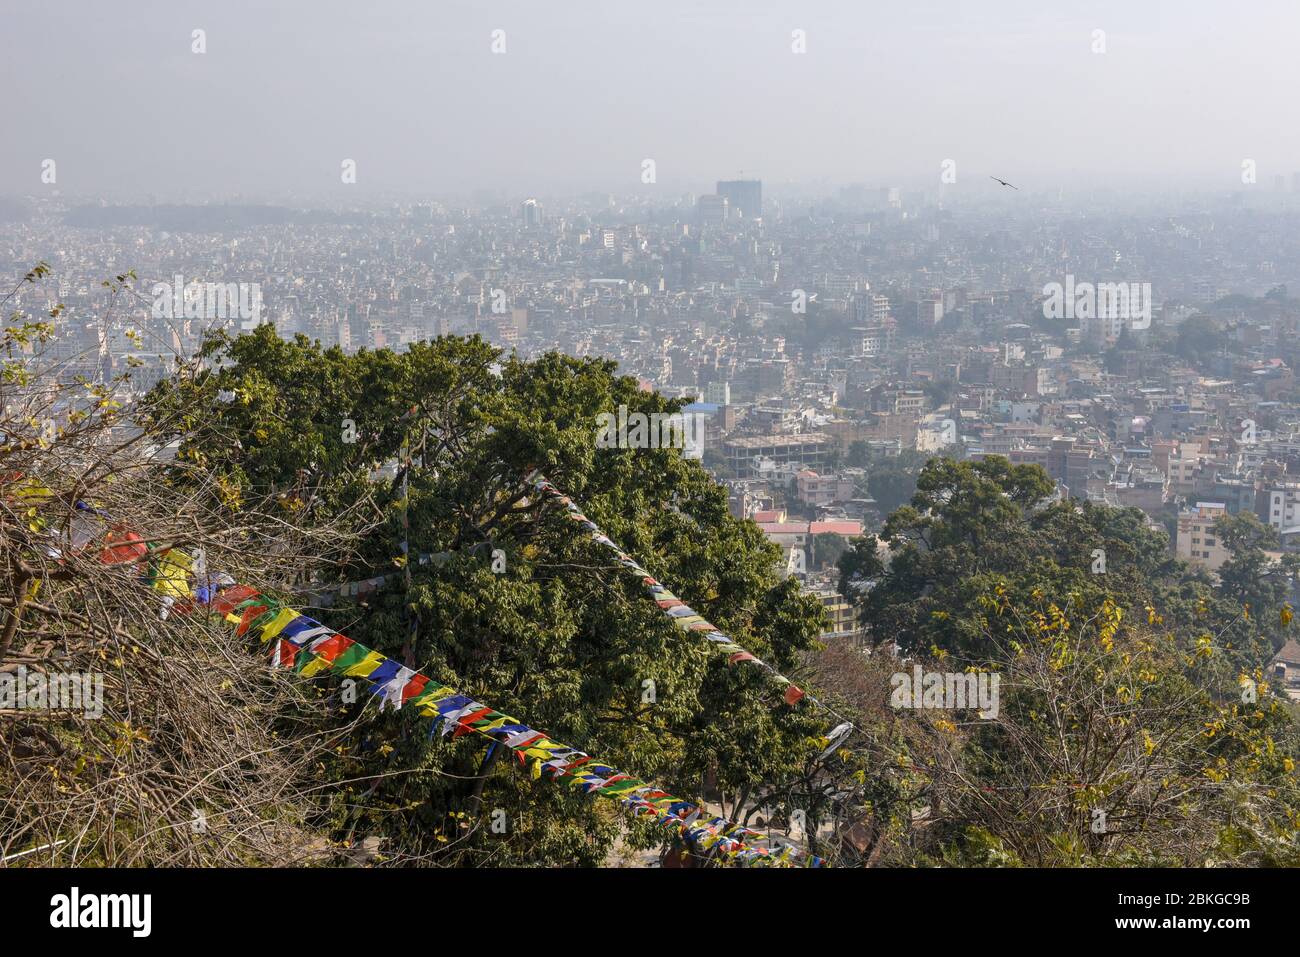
[[809, 520, 863, 538], [757, 520, 863, 548], [757, 522, 810, 547]]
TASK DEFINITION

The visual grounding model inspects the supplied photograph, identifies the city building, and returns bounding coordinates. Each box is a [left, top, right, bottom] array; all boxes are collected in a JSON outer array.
[[1176, 502, 1230, 571]]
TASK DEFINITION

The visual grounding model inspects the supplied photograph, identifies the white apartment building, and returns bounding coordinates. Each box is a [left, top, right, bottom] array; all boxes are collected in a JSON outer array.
[[1264, 483, 1300, 534], [1176, 502, 1230, 571]]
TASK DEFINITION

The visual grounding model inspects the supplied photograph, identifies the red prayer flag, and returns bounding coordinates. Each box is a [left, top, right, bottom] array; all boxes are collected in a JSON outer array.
[[211, 584, 259, 615], [276, 639, 299, 669], [99, 527, 148, 567], [400, 674, 430, 702], [234, 604, 269, 636], [308, 633, 353, 663]]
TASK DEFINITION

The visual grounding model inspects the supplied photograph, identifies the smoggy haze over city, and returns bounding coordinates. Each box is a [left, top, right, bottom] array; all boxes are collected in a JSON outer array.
[[4, 0, 1300, 202]]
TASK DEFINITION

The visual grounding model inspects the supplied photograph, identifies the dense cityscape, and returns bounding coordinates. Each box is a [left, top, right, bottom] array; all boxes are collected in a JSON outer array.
[[10, 182, 1300, 676]]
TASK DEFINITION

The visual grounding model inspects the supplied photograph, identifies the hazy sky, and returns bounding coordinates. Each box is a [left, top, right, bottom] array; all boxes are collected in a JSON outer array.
[[4, 0, 1299, 200]]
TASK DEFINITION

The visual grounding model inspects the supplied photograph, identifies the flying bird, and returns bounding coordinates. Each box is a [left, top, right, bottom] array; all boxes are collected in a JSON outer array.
[[990, 176, 1019, 190]]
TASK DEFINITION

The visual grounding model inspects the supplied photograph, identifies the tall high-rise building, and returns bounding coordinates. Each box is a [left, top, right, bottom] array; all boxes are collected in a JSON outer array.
[[521, 197, 542, 228], [716, 179, 762, 220]]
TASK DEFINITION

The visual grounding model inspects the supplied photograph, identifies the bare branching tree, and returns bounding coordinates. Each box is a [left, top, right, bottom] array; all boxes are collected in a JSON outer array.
[[0, 265, 370, 866]]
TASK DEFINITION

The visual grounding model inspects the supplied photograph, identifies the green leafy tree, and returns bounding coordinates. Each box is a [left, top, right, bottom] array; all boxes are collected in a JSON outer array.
[[143, 326, 831, 865], [809, 532, 848, 571], [860, 449, 930, 515], [839, 456, 1283, 676], [1214, 511, 1299, 653]]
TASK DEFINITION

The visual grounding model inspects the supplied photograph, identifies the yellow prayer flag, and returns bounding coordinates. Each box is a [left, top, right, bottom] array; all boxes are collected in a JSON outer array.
[[259, 608, 301, 644], [338, 650, 385, 677], [153, 548, 194, 599], [409, 686, 455, 711], [299, 655, 333, 678]]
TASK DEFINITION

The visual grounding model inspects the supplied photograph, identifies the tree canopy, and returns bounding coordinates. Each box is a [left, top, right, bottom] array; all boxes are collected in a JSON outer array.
[[142, 326, 831, 865], [830, 455, 1300, 864]]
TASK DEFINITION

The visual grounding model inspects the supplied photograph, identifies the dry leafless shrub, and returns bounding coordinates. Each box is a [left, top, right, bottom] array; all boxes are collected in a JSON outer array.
[[0, 266, 372, 866]]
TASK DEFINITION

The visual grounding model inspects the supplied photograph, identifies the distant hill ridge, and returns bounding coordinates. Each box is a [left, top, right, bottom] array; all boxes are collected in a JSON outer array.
[[64, 204, 377, 230]]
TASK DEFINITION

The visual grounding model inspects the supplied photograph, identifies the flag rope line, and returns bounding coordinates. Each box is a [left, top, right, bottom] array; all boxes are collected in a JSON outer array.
[[526, 471, 857, 731], [213, 587, 825, 867], [20, 486, 825, 867]]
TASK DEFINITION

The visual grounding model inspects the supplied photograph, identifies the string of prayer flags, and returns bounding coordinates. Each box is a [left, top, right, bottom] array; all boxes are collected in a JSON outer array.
[[198, 586, 824, 867], [10, 474, 826, 866], [527, 472, 821, 711], [304, 552, 453, 607]]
